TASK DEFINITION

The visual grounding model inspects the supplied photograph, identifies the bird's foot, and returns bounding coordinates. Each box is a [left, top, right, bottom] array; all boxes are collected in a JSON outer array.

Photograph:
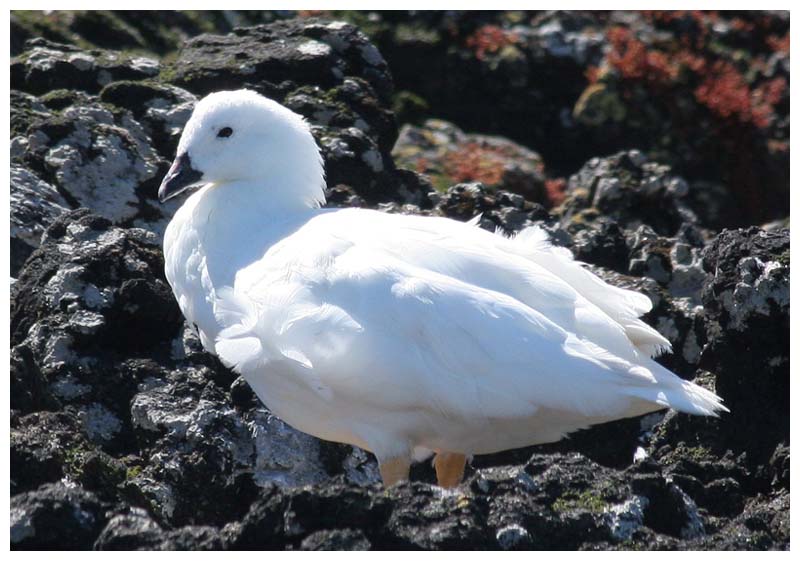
[[434, 452, 466, 488], [379, 456, 411, 487]]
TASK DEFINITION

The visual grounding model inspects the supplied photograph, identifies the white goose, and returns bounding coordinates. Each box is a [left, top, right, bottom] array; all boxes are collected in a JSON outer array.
[[159, 89, 727, 488]]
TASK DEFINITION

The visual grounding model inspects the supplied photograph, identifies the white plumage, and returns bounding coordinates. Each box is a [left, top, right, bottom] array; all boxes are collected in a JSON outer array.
[[160, 90, 727, 487]]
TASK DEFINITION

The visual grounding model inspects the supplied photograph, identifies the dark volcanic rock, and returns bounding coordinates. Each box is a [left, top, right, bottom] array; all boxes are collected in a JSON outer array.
[[300, 528, 372, 550], [9, 11, 292, 57], [95, 508, 223, 550], [11, 483, 108, 550], [11, 38, 160, 95], [700, 227, 789, 463], [10, 209, 179, 354], [224, 452, 769, 550], [99, 80, 198, 161], [10, 93, 176, 238], [10, 163, 70, 276], [429, 182, 554, 234], [167, 18, 393, 104], [10, 209, 181, 459], [559, 150, 698, 237], [10, 411, 87, 495]]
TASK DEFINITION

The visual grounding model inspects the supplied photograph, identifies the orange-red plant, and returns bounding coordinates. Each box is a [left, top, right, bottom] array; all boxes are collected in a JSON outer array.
[[767, 33, 790, 53], [544, 178, 567, 207], [607, 26, 677, 85], [694, 62, 785, 129], [443, 143, 506, 185], [465, 25, 518, 61]]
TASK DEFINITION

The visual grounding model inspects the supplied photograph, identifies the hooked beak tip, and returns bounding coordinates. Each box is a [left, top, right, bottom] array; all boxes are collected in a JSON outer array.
[[158, 152, 203, 203]]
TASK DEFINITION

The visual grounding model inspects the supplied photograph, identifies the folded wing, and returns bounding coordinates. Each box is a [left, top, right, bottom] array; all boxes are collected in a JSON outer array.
[[214, 241, 725, 423]]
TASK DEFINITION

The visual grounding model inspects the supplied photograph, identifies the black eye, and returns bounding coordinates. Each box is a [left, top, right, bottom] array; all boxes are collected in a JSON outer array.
[[217, 127, 233, 138]]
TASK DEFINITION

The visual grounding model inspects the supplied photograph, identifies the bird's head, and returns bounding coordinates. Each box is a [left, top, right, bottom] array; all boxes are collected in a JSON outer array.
[[158, 89, 325, 207]]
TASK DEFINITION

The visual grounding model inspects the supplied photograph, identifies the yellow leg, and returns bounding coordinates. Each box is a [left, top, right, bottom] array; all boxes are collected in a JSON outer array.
[[379, 456, 411, 487], [434, 452, 466, 488]]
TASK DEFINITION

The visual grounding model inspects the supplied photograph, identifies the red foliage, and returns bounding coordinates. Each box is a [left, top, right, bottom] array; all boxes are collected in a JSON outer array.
[[599, 12, 787, 222], [767, 33, 790, 53], [607, 20, 785, 130], [730, 18, 755, 33], [644, 10, 707, 25], [444, 143, 506, 185], [694, 61, 753, 122], [584, 65, 600, 84], [694, 62, 784, 129], [465, 25, 518, 61], [296, 10, 328, 18], [607, 26, 677, 85], [758, 77, 789, 107], [675, 50, 706, 73], [752, 77, 788, 128], [544, 178, 567, 207]]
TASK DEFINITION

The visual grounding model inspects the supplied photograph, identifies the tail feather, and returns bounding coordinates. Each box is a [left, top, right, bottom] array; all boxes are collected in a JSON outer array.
[[626, 357, 729, 417], [513, 225, 672, 357]]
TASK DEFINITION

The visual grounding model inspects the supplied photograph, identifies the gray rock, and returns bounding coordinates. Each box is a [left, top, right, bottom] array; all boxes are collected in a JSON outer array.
[[560, 150, 700, 237], [10, 482, 106, 550], [95, 508, 223, 550], [12, 94, 180, 239], [700, 227, 789, 463], [11, 38, 159, 95], [10, 164, 70, 275]]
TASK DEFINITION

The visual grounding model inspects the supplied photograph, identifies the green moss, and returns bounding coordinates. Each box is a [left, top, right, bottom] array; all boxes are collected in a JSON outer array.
[[12, 10, 82, 48], [394, 23, 441, 46], [498, 43, 524, 62], [430, 173, 454, 192], [126, 465, 143, 480], [504, 11, 528, 24], [39, 89, 84, 111], [551, 489, 609, 514], [619, 538, 647, 550], [157, 63, 182, 85], [62, 442, 91, 477], [678, 444, 713, 463], [181, 11, 220, 34]]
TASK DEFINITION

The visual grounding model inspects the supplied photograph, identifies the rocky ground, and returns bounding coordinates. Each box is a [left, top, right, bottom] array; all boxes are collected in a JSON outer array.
[[10, 11, 789, 550]]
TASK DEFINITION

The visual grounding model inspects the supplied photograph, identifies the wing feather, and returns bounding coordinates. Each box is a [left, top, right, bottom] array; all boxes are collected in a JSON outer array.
[[211, 209, 723, 429], [215, 245, 691, 422]]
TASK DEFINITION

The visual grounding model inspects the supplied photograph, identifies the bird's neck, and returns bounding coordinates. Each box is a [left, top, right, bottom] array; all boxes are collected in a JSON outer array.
[[183, 178, 322, 286]]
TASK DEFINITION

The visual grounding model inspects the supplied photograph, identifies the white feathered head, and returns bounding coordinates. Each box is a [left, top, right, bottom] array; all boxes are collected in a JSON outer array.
[[159, 89, 325, 207]]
